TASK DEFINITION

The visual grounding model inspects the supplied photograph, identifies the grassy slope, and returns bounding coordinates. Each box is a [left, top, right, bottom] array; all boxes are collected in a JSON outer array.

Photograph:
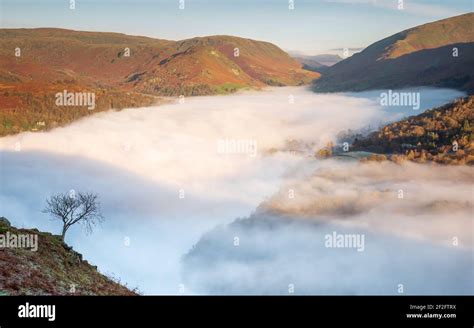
[[0, 29, 318, 92], [313, 13, 474, 93], [0, 29, 319, 136], [384, 13, 474, 59], [0, 217, 137, 295]]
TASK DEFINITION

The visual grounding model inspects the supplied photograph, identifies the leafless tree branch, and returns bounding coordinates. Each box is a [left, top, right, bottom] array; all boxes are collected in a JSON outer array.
[[42, 191, 104, 242]]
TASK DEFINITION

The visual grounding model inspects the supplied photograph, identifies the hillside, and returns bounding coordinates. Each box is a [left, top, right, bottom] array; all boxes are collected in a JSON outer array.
[[0, 217, 137, 295], [131, 35, 319, 95], [313, 13, 474, 93], [0, 29, 318, 136], [351, 96, 474, 165]]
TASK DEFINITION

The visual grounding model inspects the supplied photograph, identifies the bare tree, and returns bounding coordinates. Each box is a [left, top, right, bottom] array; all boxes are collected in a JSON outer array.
[[42, 191, 104, 242]]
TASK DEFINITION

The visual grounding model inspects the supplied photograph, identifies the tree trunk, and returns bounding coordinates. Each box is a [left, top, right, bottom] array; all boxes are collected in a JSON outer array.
[[61, 225, 67, 242]]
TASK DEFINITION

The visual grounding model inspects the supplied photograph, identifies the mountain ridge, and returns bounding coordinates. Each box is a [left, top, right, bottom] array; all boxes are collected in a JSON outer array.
[[0, 28, 318, 136], [313, 13, 474, 94]]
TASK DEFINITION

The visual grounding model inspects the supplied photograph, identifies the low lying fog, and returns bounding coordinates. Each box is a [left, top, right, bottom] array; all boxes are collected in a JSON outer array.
[[0, 86, 470, 294], [183, 160, 473, 294]]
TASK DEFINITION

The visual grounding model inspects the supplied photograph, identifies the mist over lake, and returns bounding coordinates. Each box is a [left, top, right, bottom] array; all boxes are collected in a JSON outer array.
[[0, 86, 470, 294]]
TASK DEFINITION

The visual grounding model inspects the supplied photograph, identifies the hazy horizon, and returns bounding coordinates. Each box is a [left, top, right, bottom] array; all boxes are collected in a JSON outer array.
[[0, 0, 472, 55]]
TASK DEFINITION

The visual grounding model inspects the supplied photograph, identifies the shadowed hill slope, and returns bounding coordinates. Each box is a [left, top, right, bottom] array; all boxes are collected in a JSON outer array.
[[313, 13, 474, 93]]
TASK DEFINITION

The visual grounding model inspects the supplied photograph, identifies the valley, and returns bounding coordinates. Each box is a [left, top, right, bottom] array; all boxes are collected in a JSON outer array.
[[1, 8, 473, 297], [0, 86, 467, 294]]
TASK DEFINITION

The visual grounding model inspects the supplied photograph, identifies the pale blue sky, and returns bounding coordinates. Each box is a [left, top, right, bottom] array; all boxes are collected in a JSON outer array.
[[0, 0, 472, 54]]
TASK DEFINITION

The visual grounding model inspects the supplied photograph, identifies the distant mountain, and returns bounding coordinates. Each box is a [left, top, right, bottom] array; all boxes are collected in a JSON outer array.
[[293, 57, 326, 73], [292, 53, 344, 74], [290, 52, 343, 67], [0, 217, 137, 295], [0, 29, 318, 136], [313, 13, 474, 94], [307, 54, 343, 66]]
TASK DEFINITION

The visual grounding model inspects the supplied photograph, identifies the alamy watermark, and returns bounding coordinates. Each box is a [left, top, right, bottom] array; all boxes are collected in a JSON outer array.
[[217, 139, 257, 157], [18, 302, 55, 322], [324, 231, 365, 252], [55, 90, 96, 110], [380, 90, 420, 110], [0, 232, 38, 252]]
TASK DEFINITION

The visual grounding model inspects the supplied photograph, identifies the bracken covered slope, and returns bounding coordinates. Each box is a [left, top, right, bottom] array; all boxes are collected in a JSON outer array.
[[0, 29, 318, 136], [313, 13, 474, 93], [0, 217, 137, 295]]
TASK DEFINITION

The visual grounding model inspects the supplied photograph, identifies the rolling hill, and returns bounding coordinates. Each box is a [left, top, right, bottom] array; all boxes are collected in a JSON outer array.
[[0, 29, 318, 136], [313, 13, 474, 93]]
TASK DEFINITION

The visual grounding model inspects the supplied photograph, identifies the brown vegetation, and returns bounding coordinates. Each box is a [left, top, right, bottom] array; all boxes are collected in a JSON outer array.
[[0, 217, 137, 295], [353, 96, 474, 165], [0, 29, 318, 136]]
